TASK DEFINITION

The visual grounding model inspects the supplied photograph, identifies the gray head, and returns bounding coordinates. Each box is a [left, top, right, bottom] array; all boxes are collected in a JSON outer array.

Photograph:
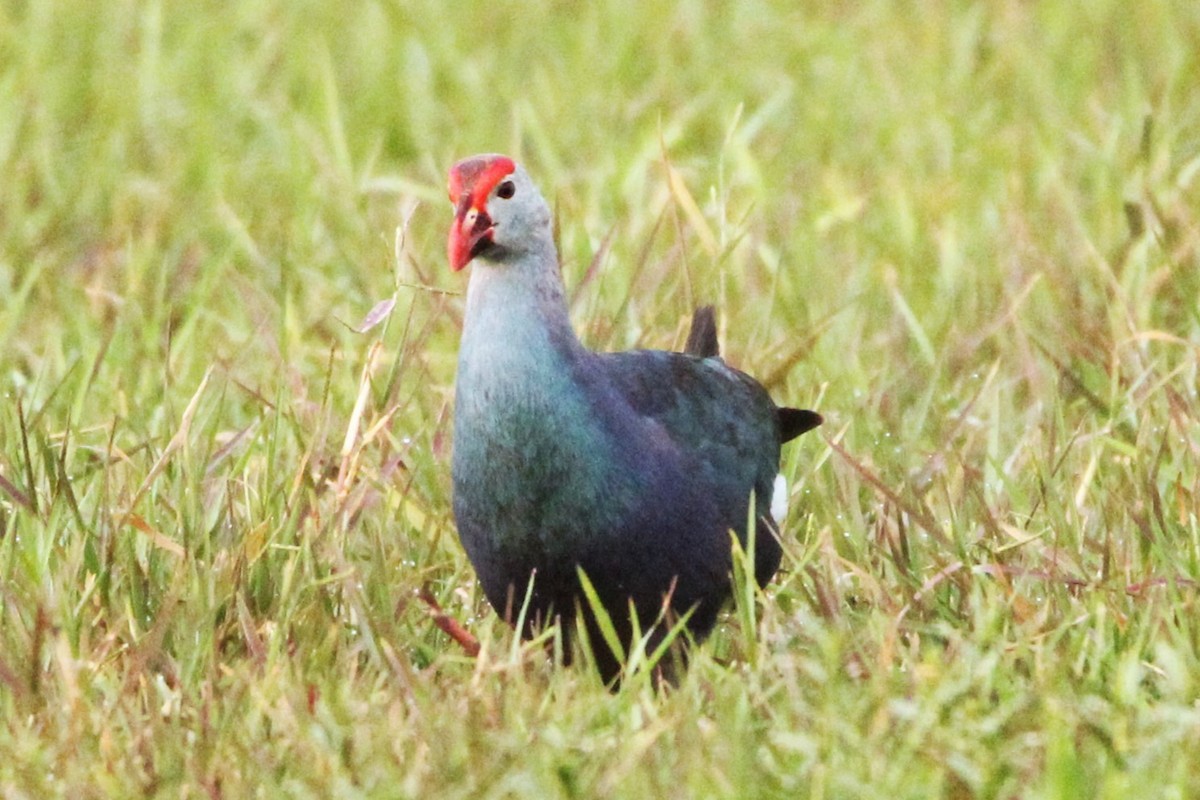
[[447, 154, 553, 271]]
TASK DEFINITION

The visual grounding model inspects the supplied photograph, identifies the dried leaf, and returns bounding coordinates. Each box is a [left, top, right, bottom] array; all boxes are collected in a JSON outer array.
[[356, 298, 396, 333]]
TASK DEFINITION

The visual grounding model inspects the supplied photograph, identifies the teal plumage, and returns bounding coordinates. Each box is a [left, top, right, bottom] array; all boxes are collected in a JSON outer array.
[[446, 154, 821, 681]]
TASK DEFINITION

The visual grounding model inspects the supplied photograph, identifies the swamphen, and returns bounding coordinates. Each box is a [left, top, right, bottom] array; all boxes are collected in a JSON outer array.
[[447, 154, 821, 682]]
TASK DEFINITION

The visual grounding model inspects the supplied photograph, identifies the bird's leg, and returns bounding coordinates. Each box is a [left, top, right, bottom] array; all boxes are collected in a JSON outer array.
[[418, 585, 481, 657]]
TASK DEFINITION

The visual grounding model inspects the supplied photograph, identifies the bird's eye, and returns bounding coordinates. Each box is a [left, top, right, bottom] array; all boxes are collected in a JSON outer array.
[[496, 180, 516, 199]]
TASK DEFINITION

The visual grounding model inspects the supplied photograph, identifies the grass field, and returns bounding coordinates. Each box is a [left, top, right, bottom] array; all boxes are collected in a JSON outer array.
[[2, 0, 1199, 796]]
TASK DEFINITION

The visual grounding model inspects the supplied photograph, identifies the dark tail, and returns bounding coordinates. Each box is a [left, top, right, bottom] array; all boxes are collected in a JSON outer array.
[[687, 305, 821, 442], [777, 408, 822, 442], [684, 305, 720, 358]]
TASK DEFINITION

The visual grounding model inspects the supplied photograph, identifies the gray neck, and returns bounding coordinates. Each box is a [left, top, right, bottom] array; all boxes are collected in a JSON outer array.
[[458, 240, 580, 385], [453, 247, 626, 552]]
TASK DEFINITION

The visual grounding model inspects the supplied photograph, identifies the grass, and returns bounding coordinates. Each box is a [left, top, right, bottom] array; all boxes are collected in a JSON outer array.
[[1, 0, 1199, 796]]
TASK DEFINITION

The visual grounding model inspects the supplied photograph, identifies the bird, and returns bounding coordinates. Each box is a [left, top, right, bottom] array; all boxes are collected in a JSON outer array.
[[446, 153, 821, 683]]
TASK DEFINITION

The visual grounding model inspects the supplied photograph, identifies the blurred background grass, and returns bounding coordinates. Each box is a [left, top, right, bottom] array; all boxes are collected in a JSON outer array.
[[1, 0, 1198, 796]]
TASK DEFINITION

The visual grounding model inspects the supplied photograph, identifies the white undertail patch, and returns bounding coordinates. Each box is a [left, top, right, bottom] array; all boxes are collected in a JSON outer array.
[[770, 473, 788, 525]]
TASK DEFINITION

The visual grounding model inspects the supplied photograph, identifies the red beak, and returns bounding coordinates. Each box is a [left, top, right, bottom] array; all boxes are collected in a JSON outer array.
[[448, 194, 494, 271]]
